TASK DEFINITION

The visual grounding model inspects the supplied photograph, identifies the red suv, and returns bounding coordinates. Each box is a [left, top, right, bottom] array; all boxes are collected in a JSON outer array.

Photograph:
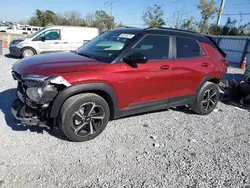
[[11, 27, 229, 142]]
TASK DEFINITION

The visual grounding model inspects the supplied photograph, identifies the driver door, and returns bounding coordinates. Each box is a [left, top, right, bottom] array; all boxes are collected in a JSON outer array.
[[118, 34, 174, 107], [33, 29, 62, 54]]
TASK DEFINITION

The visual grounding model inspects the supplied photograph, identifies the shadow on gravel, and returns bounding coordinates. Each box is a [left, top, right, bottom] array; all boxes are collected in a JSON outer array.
[[4, 54, 20, 59], [169, 106, 196, 114], [0, 88, 69, 141]]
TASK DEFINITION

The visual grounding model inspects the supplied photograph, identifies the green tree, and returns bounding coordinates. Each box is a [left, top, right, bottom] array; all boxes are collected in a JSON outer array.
[[196, 0, 219, 33], [28, 9, 55, 26], [93, 10, 115, 32], [208, 24, 223, 35], [181, 16, 199, 31], [142, 4, 166, 27]]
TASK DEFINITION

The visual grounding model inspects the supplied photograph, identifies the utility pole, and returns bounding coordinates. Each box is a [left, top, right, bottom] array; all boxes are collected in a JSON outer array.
[[216, 0, 226, 25], [104, 0, 114, 16]]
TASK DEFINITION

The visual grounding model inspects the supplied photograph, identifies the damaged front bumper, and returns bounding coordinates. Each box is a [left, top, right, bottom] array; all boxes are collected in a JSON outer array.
[[11, 71, 71, 125], [11, 98, 40, 125]]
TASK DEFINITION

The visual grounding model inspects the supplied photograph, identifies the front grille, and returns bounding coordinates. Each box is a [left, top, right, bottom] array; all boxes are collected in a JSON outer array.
[[17, 90, 35, 108]]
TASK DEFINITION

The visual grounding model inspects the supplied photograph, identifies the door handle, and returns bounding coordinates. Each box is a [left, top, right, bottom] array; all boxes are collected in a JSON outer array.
[[63, 42, 68, 44], [201, 62, 209, 67], [160, 65, 171, 70], [54, 42, 60, 44]]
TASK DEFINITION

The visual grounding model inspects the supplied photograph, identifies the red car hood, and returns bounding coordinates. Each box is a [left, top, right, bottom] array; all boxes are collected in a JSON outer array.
[[12, 52, 106, 75]]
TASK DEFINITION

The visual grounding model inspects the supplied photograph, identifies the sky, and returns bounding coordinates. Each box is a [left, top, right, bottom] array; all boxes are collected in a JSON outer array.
[[0, 0, 249, 27]]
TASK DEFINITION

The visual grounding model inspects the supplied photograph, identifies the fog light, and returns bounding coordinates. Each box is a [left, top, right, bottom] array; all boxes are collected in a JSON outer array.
[[26, 87, 43, 103]]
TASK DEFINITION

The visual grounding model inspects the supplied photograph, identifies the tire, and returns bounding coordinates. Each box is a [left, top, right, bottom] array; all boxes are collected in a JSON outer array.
[[59, 93, 110, 142], [21, 47, 36, 58], [191, 82, 219, 115]]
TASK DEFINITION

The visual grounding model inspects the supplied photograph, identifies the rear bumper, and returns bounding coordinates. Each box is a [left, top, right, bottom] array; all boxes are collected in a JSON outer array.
[[9, 46, 21, 57], [11, 98, 39, 125]]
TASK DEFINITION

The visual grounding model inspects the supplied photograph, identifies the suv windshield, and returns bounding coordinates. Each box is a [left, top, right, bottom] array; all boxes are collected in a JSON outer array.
[[75, 29, 139, 63]]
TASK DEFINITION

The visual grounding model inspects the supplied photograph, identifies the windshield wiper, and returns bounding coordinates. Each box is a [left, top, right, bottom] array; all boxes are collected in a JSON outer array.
[[77, 52, 101, 62]]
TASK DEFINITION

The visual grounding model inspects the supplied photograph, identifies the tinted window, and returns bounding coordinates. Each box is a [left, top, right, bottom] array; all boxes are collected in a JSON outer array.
[[133, 35, 169, 60], [176, 37, 201, 58], [39, 29, 60, 40]]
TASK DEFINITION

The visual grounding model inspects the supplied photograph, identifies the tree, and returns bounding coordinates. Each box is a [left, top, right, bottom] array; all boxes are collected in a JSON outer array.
[[85, 13, 96, 27], [142, 4, 166, 27], [64, 10, 84, 26], [167, 6, 186, 29], [52, 13, 69, 25], [208, 24, 222, 35], [182, 16, 199, 31], [196, 0, 219, 33], [93, 10, 115, 32], [28, 9, 55, 26], [115, 22, 125, 28]]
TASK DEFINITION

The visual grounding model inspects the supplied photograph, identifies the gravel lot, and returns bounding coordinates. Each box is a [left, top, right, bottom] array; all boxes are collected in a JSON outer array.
[[0, 49, 250, 188]]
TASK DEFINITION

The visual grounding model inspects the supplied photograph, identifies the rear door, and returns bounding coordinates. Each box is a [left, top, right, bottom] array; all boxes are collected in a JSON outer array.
[[171, 36, 212, 96]]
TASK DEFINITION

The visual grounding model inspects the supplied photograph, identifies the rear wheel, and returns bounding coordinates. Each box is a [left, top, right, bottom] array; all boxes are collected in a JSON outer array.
[[191, 82, 219, 115], [59, 93, 110, 142]]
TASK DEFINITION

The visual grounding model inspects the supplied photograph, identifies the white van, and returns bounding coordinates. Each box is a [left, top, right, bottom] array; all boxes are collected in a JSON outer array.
[[9, 26, 99, 58]]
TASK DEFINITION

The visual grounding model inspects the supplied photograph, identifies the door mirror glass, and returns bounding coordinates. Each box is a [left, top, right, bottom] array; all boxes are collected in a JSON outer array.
[[123, 52, 148, 67]]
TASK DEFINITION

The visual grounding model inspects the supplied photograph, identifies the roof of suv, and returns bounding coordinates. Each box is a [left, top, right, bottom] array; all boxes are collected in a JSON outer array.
[[112, 27, 209, 43], [111, 26, 226, 57]]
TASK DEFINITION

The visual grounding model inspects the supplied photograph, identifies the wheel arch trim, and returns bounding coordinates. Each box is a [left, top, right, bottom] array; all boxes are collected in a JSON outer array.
[[196, 74, 212, 96], [50, 82, 119, 118]]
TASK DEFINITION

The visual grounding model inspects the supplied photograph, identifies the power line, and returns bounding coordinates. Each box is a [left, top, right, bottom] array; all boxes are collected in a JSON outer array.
[[222, 12, 250, 16]]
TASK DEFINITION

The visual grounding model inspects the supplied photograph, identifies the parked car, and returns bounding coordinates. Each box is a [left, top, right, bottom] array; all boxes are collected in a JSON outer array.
[[11, 27, 229, 142], [9, 26, 99, 58]]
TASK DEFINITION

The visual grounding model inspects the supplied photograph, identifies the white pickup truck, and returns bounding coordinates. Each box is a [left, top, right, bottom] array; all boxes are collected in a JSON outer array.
[[3, 25, 43, 34]]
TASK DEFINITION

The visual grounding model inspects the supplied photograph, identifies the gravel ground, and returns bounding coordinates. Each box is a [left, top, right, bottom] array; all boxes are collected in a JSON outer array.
[[0, 49, 250, 188]]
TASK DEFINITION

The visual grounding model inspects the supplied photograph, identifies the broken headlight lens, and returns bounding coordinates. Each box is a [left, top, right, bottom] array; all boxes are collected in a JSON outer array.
[[23, 75, 71, 104]]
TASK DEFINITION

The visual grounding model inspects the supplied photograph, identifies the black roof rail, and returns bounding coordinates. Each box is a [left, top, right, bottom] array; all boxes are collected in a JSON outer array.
[[146, 27, 201, 35], [120, 26, 140, 28]]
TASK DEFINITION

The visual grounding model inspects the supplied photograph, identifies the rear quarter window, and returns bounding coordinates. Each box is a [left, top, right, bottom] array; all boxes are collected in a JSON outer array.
[[176, 37, 203, 58]]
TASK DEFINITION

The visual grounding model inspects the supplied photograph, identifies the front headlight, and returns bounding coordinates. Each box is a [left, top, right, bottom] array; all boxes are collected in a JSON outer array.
[[22, 74, 71, 87], [23, 75, 71, 104], [11, 40, 23, 45]]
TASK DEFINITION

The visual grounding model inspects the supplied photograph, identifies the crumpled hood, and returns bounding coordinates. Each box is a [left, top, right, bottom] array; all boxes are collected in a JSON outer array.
[[12, 52, 106, 75]]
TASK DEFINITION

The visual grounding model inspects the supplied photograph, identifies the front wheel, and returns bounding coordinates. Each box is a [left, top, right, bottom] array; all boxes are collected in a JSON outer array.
[[59, 93, 110, 142], [191, 82, 219, 115], [21, 47, 36, 58]]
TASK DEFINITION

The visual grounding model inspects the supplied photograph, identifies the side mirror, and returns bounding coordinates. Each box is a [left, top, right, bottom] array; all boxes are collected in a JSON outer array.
[[40, 36, 45, 42], [123, 52, 148, 68]]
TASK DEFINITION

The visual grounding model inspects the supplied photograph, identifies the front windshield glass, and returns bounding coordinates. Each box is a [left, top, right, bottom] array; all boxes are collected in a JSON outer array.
[[26, 27, 45, 38], [75, 30, 139, 63]]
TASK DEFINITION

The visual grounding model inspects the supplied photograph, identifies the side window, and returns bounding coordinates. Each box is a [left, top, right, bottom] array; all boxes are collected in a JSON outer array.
[[176, 37, 202, 58], [133, 35, 170, 60], [39, 29, 60, 40]]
